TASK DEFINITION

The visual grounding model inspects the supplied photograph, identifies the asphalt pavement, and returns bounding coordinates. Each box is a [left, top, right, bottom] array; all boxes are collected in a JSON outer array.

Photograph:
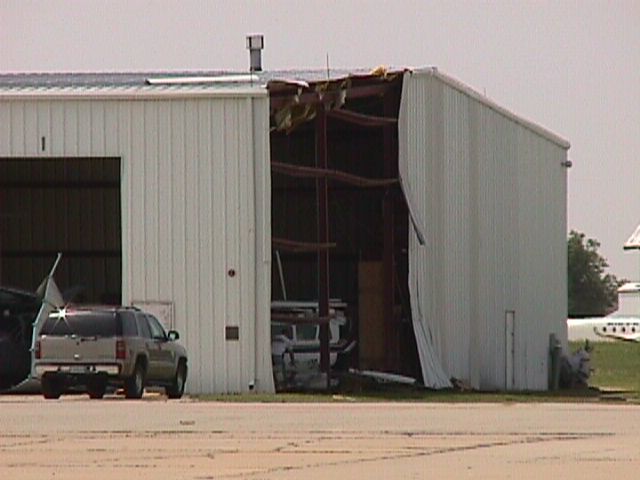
[[1, 394, 638, 479]]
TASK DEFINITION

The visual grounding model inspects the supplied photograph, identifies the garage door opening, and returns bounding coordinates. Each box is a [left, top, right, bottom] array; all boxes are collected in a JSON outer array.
[[0, 157, 122, 302], [0, 157, 121, 389], [268, 72, 421, 387]]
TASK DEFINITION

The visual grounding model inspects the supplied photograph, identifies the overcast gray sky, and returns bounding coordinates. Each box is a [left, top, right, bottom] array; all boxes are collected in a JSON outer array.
[[1, 0, 639, 279]]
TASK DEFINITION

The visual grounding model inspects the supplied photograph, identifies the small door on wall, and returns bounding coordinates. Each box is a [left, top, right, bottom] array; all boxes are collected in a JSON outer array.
[[505, 311, 515, 390]]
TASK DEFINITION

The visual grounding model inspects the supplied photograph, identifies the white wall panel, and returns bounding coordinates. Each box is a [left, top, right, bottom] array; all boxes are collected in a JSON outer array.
[[0, 103, 10, 150], [128, 101, 147, 303], [36, 102, 50, 156], [156, 103, 172, 302], [399, 75, 452, 389], [10, 103, 25, 155], [50, 102, 65, 155], [251, 98, 274, 393], [441, 86, 472, 382], [238, 98, 257, 391], [0, 90, 273, 395], [23, 103, 38, 156], [400, 69, 568, 391], [209, 101, 228, 393], [77, 102, 92, 155]]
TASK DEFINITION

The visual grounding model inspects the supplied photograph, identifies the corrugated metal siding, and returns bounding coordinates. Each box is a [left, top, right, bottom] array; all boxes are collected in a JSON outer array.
[[398, 75, 452, 389], [0, 94, 273, 394], [400, 70, 568, 391]]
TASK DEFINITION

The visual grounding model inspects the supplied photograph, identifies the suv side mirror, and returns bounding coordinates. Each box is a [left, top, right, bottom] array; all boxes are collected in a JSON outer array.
[[168, 330, 180, 341]]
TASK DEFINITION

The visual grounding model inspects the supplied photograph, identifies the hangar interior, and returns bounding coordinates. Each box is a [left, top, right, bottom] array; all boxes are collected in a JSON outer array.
[[0, 156, 122, 389], [268, 72, 422, 379], [0, 157, 122, 304]]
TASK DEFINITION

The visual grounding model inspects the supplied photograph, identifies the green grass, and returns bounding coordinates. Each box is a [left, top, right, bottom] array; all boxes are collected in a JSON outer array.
[[194, 343, 640, 404], [571, 340, 640, 400]]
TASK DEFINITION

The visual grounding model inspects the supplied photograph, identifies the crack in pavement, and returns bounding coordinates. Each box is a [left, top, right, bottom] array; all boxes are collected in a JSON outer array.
[[201, 432, 602, 479], [0, 429, 614, 477]]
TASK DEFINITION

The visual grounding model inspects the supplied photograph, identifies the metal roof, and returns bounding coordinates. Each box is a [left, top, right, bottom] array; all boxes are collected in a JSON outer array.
[[0, 69, 370, 99], [0, 67, 569, 148], [0, 69, 373, 87], [0, 71, 268, 98]]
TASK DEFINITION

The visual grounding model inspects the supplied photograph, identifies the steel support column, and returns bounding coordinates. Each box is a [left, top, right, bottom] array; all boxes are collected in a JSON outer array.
[[383, 92, 399, 372], [315, 104, 331, 384]]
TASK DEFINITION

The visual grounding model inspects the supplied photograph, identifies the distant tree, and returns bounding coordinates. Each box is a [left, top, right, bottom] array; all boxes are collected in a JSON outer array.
[[568, 230, 622, 317]]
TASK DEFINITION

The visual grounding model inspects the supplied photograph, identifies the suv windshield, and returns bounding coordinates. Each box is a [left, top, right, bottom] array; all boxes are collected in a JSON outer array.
[[40, 311, 119, 337]]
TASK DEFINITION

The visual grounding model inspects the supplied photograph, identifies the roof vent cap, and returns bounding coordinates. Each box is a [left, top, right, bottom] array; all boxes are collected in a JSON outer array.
[[246, 34, 264, 72]]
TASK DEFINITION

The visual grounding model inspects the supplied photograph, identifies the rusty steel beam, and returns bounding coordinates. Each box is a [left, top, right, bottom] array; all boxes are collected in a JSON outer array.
[[382, 90, 399, 372], [272, 237, 336, 253], [269, 82, 394, 110], [315, 104, 331, 384], [327, 109, 397, 127], [271, 161, 399, 188]]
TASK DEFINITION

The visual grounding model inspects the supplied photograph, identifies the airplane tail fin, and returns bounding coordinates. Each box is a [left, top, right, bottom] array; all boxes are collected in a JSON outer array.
[[30, 253, 64, 378]]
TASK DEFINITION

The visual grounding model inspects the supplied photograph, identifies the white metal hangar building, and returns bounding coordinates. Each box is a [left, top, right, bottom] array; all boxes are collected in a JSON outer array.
[[0, 67, 570, 394]]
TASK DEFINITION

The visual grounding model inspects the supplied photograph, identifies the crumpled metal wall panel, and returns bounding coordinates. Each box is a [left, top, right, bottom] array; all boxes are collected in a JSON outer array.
[[399, 69, 568, 391], [399, 73, 452, 389]]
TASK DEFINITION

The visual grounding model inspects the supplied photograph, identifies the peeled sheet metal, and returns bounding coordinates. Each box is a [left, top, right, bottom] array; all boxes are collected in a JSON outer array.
[[398, 68, 568, 391], [624, 224, 640, 250], [398, 73, 452, 390], [406, 258, 452, 389]]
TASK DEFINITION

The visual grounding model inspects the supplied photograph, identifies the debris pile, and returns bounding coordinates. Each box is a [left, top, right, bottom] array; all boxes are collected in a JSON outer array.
[[560, 345, 592, 389]]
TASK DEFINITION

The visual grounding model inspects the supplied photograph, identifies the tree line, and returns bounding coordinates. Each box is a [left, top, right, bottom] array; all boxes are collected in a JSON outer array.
[[567, 230, 623, 318]]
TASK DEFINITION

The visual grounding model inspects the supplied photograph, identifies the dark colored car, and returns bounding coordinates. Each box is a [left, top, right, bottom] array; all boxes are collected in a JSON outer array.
[[0, 287, 39, 390]]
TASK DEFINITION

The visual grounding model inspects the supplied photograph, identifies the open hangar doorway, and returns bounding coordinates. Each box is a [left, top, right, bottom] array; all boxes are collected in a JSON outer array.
[[267, 71, 422, 383], [0, 157, 121, 389]]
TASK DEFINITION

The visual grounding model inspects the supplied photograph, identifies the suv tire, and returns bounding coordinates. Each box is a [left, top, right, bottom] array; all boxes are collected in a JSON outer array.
[[124, 361, 146, 399], [87, 376, 107, 399], [166, 361, 187, 399], [41, 375, 62, 400]]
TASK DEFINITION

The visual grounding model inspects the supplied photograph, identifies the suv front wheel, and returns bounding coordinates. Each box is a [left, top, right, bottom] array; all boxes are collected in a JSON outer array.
[[166, 361, 187, 399], [124, 361, 146, 399]]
